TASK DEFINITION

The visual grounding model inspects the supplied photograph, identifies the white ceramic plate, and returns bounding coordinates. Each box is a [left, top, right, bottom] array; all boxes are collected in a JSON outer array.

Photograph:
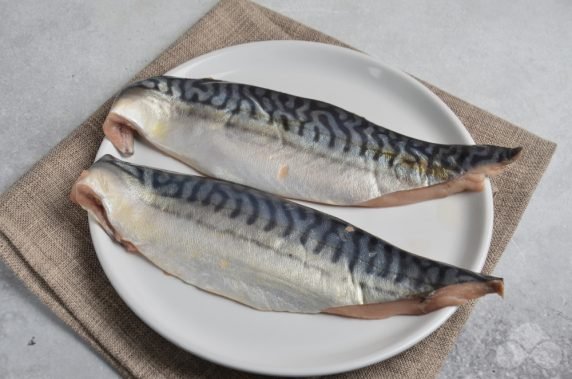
[[91, 41, 493, 376]]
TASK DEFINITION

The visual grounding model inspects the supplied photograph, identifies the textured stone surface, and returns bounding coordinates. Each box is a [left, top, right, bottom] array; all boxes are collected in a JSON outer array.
[[0, 0, 570, 378]]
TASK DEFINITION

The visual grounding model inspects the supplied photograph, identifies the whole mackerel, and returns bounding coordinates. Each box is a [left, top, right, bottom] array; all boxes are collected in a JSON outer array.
[[71, 155, 503, 319], [103, 76, 521, 207]]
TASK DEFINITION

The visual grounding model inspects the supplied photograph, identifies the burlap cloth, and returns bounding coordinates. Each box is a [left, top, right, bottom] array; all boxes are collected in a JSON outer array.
[[0, 0, 556, 378]]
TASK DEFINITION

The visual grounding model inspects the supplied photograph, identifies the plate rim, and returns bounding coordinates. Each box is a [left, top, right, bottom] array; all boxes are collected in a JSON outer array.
[[91, 40, 494, 376]]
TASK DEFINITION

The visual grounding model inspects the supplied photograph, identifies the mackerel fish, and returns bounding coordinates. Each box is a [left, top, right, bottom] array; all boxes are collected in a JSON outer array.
[[71, 155, 503, 319], [103, 76, 521, 206]]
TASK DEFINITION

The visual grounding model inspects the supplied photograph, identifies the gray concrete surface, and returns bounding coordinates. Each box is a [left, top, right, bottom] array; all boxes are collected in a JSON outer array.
[[0, 1, 570, 378]]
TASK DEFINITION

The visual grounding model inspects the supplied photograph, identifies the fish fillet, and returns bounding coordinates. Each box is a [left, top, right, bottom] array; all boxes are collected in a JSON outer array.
[[71, 155, 503, 319], [103, 76, 521, 206]]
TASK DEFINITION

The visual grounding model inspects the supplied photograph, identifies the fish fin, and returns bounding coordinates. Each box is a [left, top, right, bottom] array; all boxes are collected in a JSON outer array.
[[358, 172, 486, 207], [466, 146, 522, 176], [357, 146, 522, 207], [322, 279, 503, 320], [102, 113, 137, 156]]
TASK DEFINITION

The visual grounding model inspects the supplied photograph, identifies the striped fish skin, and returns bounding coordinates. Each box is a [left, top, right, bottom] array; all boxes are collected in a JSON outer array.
[[103, 76, 522, 206], [71, 155, 502, 318]]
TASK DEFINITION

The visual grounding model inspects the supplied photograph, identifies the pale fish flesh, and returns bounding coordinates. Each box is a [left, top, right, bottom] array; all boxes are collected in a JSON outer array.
[[103, 76, 522, 207], [71, 155, 503, 319]]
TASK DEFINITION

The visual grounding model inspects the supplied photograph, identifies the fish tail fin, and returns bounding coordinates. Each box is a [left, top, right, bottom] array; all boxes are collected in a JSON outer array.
[[460, 145, 522, 176], [323, 276, 503, 320], [357, 145, 522, 207], [500, 146, 523, 164], [424, 276, 504, 309]]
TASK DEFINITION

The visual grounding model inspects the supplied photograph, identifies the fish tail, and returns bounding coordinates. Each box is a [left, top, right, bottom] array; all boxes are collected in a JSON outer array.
[[459, 145, 522, 175], [500, 146, 523, 164], [421, 276, 504, 311], [358, 144, 522, 207], [323, 275, 503, 320]]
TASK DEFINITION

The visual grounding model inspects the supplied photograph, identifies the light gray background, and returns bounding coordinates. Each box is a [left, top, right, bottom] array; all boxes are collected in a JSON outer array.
[[1, 1, 570, 378]]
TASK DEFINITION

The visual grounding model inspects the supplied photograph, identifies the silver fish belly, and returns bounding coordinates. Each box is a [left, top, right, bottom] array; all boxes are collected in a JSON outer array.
[[102, 76, 521, 206], [71, 155, 503, 319]]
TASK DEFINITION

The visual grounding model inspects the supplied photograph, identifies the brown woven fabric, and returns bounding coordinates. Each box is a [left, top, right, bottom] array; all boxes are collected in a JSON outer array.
[[0, 1, 555, 378]]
